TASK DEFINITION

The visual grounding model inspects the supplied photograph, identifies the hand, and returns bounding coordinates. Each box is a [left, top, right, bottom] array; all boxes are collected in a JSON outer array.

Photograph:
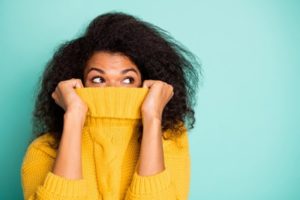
[[51, 78, 88, 115], [141, 80, 174, 120]]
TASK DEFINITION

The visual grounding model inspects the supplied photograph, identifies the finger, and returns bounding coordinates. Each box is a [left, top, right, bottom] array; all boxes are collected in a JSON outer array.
[[170, 86, 174, 95], [171, 91, 174, 99], [54, 86, 62, 99], [165, 85, 174, 100], [66, 78, 83, 89], [51, 92, 60, 105], [74, 79, 84, 89], [170, 89, 174, 96], [170, 88, 174, 98], [51, 92, 57, 100], [142, 80, 156, 88]]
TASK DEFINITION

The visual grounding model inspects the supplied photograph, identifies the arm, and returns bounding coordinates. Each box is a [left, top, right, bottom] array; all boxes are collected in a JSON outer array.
[[137, 116, 165, 176], [124, 125, 191, 200], [21, 142, 88, 200], [135, 79, 173, 176], [125, 80, 190, 199], [50, 78, 87, 180], [52, 109, 85, 179], [21, 79, 88, 200]]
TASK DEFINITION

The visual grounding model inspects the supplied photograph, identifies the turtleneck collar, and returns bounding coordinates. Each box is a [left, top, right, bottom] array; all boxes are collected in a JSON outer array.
[[75, 87, 149, 120], [74, 87, 149, 144]]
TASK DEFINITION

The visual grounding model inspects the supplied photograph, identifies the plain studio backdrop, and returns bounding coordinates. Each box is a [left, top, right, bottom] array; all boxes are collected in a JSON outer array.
[[0, 0, 299, 199]]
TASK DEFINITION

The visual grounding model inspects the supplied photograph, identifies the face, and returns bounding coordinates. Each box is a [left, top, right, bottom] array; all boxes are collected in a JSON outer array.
[[83, 51, 142, 88]]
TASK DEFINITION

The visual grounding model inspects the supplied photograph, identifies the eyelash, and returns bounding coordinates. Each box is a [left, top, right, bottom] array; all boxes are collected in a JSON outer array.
[[91, 76, 135, 84]]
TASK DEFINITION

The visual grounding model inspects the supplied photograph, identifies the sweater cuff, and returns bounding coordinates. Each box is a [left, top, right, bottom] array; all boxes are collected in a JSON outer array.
[[41, 171, 88, 198], [128, 168, 172, 195]]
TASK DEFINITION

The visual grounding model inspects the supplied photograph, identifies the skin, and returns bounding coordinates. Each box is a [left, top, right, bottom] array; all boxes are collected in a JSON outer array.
[[51, 51, 174, 179]]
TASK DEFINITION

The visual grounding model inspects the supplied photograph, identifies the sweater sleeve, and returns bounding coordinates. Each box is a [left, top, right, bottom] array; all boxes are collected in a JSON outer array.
[[124, 128, 191, 200], [21, 138, 88, 200]]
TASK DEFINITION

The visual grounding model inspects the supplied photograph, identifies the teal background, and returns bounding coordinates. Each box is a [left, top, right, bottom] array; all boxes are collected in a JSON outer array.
[[0, 0, 299, 199]]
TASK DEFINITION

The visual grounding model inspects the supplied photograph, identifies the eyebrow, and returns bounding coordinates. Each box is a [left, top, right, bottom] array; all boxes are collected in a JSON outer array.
[[86, 67, 139, 75]]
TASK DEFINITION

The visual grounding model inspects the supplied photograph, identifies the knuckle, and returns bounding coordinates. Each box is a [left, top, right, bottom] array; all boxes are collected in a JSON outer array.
[[57, 81, 63, 87], [75, 78, 82, 83], [77, 79, 83, 84]]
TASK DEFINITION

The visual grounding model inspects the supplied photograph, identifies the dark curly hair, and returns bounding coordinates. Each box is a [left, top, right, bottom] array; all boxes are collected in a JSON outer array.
[[31, 11, 203, 149]]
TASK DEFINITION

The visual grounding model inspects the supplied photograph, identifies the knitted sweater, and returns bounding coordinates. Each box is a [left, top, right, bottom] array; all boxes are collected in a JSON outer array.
[[21, 87, 191, 200]]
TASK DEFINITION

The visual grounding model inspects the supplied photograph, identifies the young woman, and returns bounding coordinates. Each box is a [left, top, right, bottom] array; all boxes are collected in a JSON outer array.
[[21, 12, 202, 200]]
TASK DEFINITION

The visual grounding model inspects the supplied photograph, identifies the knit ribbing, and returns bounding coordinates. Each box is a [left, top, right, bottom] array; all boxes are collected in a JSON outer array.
[[41, 172, 88, 198], [75, 87, 148, 119]]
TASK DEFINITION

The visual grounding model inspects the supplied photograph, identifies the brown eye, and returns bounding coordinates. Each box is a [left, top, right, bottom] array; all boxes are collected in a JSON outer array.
[[91, 76, 104, 83], [123, 77, 135, 84]]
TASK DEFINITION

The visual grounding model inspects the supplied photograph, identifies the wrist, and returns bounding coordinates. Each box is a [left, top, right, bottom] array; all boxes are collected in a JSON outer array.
[[142, 115, 162, 125], [142, 111, 162, 122], [66, 103, 87, 115], [64, 109, 87, 128], [142, 116, 162, 137]]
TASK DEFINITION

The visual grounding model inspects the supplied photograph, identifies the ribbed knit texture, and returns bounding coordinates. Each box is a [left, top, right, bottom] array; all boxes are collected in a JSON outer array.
[[21, 87, 191, 200]]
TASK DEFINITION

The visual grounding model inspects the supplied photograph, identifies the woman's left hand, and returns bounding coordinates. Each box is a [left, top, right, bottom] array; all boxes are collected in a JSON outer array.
[[141, 80, 174, 120]]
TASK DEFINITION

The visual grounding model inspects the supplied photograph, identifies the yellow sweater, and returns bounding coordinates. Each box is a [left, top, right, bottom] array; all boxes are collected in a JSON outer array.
[[21, 87, 191, 200]]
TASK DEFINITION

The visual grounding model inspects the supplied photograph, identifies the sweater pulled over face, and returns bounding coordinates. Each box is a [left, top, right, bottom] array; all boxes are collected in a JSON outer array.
[[21, 87, 191, 200]]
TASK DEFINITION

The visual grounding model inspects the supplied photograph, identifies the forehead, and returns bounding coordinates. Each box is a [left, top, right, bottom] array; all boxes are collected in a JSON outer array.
[[86, 51, 138, 70]]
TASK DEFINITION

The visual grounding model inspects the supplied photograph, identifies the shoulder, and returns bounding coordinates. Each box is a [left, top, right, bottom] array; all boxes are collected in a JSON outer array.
[[162, 123, 190, 157], [24, 133, 57, 160], [21, 133, 58, 182]]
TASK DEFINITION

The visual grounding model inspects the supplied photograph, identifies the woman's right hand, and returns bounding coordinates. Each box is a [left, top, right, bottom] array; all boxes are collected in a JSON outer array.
[[51, 78, 87, 179], [51, 78, 88, 115]]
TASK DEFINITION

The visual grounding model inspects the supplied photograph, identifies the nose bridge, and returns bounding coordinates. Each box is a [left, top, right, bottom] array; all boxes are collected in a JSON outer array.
[[106, 77, 120, 87]]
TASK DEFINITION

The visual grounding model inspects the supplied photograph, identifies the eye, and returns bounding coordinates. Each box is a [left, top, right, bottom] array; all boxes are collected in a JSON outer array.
[[123, 77, 135, 84], [91, 76, 104, 83]]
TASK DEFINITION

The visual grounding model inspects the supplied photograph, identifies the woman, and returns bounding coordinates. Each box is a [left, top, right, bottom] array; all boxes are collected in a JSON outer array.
[[21, 12, 201, 200]]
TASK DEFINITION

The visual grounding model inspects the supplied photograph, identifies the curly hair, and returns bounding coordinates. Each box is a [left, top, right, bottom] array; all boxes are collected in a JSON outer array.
[[31, 11, 203, 149]]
